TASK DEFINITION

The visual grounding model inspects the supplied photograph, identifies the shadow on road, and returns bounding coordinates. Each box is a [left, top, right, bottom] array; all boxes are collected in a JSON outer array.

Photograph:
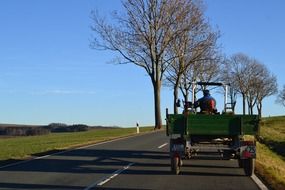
[[0, 149, 169, 174], [95, 188, 151, 190], [0, 182, 83, 190], [0, 147, 247, 189], [181, 171, 244, 177]]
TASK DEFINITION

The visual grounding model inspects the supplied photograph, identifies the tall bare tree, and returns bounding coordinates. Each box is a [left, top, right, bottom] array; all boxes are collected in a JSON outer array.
[[164, 1, 220, 114], [163, 1, 199, 114], [91, 0, 197, 129]]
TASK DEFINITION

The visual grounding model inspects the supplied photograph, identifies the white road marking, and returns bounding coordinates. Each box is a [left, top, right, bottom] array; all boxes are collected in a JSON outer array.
[[251, 174, 268, 190], [0, 160, 31, 170], [84, 163, 134, 190], [158, 143, 168, 149]]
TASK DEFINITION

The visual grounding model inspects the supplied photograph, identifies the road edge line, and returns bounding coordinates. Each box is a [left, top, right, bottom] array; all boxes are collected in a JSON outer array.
[[251, 174, 269, 190]]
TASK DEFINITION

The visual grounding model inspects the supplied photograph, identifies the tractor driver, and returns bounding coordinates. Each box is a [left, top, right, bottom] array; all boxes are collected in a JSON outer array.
[[194, 89, 217, 114]]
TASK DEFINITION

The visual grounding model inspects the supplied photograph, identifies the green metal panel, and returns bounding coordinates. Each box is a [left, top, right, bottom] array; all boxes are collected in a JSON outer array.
[[240, 115, 259, 135], [168, 113, 259, 136], [187, 115, 241, 135], [168, 114, 185, 135]]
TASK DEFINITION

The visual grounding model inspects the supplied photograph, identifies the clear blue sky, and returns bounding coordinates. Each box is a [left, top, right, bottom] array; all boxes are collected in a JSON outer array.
[[0, 0, 284, 127]]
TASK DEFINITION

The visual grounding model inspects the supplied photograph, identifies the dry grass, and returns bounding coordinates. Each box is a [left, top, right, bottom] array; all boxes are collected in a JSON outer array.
[[256, 143, 285, 190], [256, 116, 285, 190]]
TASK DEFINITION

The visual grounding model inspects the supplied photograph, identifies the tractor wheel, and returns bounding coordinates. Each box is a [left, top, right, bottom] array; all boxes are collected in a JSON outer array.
[[238, 159, 243, 168], [171, 156, 180, 175], [243, 158, 254, 176], [171, 157, 174, 171]]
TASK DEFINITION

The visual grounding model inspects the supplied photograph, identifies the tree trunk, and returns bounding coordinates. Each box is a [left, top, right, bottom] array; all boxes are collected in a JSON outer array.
[[185, 89, 189, 103], [232, 102, 236, 113], [173, 85, 179, 114], [242, 93, 246, 115], [257, 102, 262, 119], [153, 81, 162, 129], [173, 73, 182, 115], [248, 101, 253, 115]]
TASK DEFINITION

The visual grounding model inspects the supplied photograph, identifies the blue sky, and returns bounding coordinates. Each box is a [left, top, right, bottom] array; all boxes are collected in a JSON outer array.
[[0, 0, 284, 127]]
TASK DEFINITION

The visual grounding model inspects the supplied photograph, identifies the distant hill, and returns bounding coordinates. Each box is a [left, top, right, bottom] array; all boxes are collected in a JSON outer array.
[[0, 123, 44, 128], [0, 123, 121, 136]]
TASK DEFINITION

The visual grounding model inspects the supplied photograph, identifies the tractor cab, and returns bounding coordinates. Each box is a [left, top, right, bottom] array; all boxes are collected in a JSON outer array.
[[179, 82, 234, 115]]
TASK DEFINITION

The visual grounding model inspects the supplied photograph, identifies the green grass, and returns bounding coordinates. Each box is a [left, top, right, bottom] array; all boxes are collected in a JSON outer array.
[[256, 116, 285, 190], [259, 116, 285, 157], [0, 127, 154, 161]]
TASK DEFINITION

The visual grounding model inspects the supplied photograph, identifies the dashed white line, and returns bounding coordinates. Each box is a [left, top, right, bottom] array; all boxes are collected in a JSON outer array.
[[84, 163, 134, 190], [158, 143, 168, 149]]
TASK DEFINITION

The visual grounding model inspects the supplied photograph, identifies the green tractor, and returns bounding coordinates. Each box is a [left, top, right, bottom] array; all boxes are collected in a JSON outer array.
[[166, 82, 259, 176]]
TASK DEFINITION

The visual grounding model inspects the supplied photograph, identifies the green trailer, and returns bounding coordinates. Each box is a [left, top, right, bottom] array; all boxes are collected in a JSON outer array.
[[166, 82, 259, 176]]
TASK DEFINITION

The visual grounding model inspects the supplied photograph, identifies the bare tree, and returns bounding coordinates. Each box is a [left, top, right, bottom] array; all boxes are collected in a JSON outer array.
[[223, 53, 252, 115], [242, 60, 277, 117], [163, 2, 199, 114], [254, 65, 278, 118], [90, 0, 197, 129], [172, 38, 221, 105], [221, 59, 238, 112], [246, 60, 264, 115], [177, 55, 221, 105], [224, 54, 277, 117], [164, 1, 220, 114], [277, 85, 285, 107], [179, 63, 195, 103]]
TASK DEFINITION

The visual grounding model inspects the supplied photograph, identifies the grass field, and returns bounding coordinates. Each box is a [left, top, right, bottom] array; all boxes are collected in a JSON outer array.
[[0, 126, 154, 161], [256, 116, 285, 190]]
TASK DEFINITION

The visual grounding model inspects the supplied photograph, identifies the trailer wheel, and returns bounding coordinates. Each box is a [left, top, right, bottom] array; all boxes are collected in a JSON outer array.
[[171, 156, 180, 175], [243, 158, 254, 176], [238, 159, 243, 168]]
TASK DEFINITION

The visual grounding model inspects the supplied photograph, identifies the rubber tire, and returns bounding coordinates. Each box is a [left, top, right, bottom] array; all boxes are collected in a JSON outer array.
[[171, 157, 174, 171], [238, 159, 243, 168], [243, 158, 254, 176], [172, 157, 180, 175]]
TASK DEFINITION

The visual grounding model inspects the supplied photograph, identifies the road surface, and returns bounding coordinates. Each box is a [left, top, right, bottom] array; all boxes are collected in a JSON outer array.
[[0, 130, 262, 190]]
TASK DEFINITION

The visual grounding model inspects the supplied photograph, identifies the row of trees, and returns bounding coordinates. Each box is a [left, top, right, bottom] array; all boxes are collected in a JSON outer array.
[[0, 124, 90, 136], [0, 126, 50, 136], [45, 123, 89, 132], [223, 53, 277, 117], [91, 0, 279, 128]]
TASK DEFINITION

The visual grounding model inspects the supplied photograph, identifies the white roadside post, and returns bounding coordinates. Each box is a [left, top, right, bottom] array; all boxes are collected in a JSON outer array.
[[136, 122, 140, 134]]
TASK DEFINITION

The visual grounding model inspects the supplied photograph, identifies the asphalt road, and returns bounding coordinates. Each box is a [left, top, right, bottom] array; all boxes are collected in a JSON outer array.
[[0, 130, 261, 190]]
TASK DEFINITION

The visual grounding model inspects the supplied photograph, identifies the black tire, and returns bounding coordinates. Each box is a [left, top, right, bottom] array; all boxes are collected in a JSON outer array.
[[243, 158, 254, 176], [238, 159, 243, 168], [179, 158, 183, 167], [171, 157, 174, 171], [171, 157, 180, 175]]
